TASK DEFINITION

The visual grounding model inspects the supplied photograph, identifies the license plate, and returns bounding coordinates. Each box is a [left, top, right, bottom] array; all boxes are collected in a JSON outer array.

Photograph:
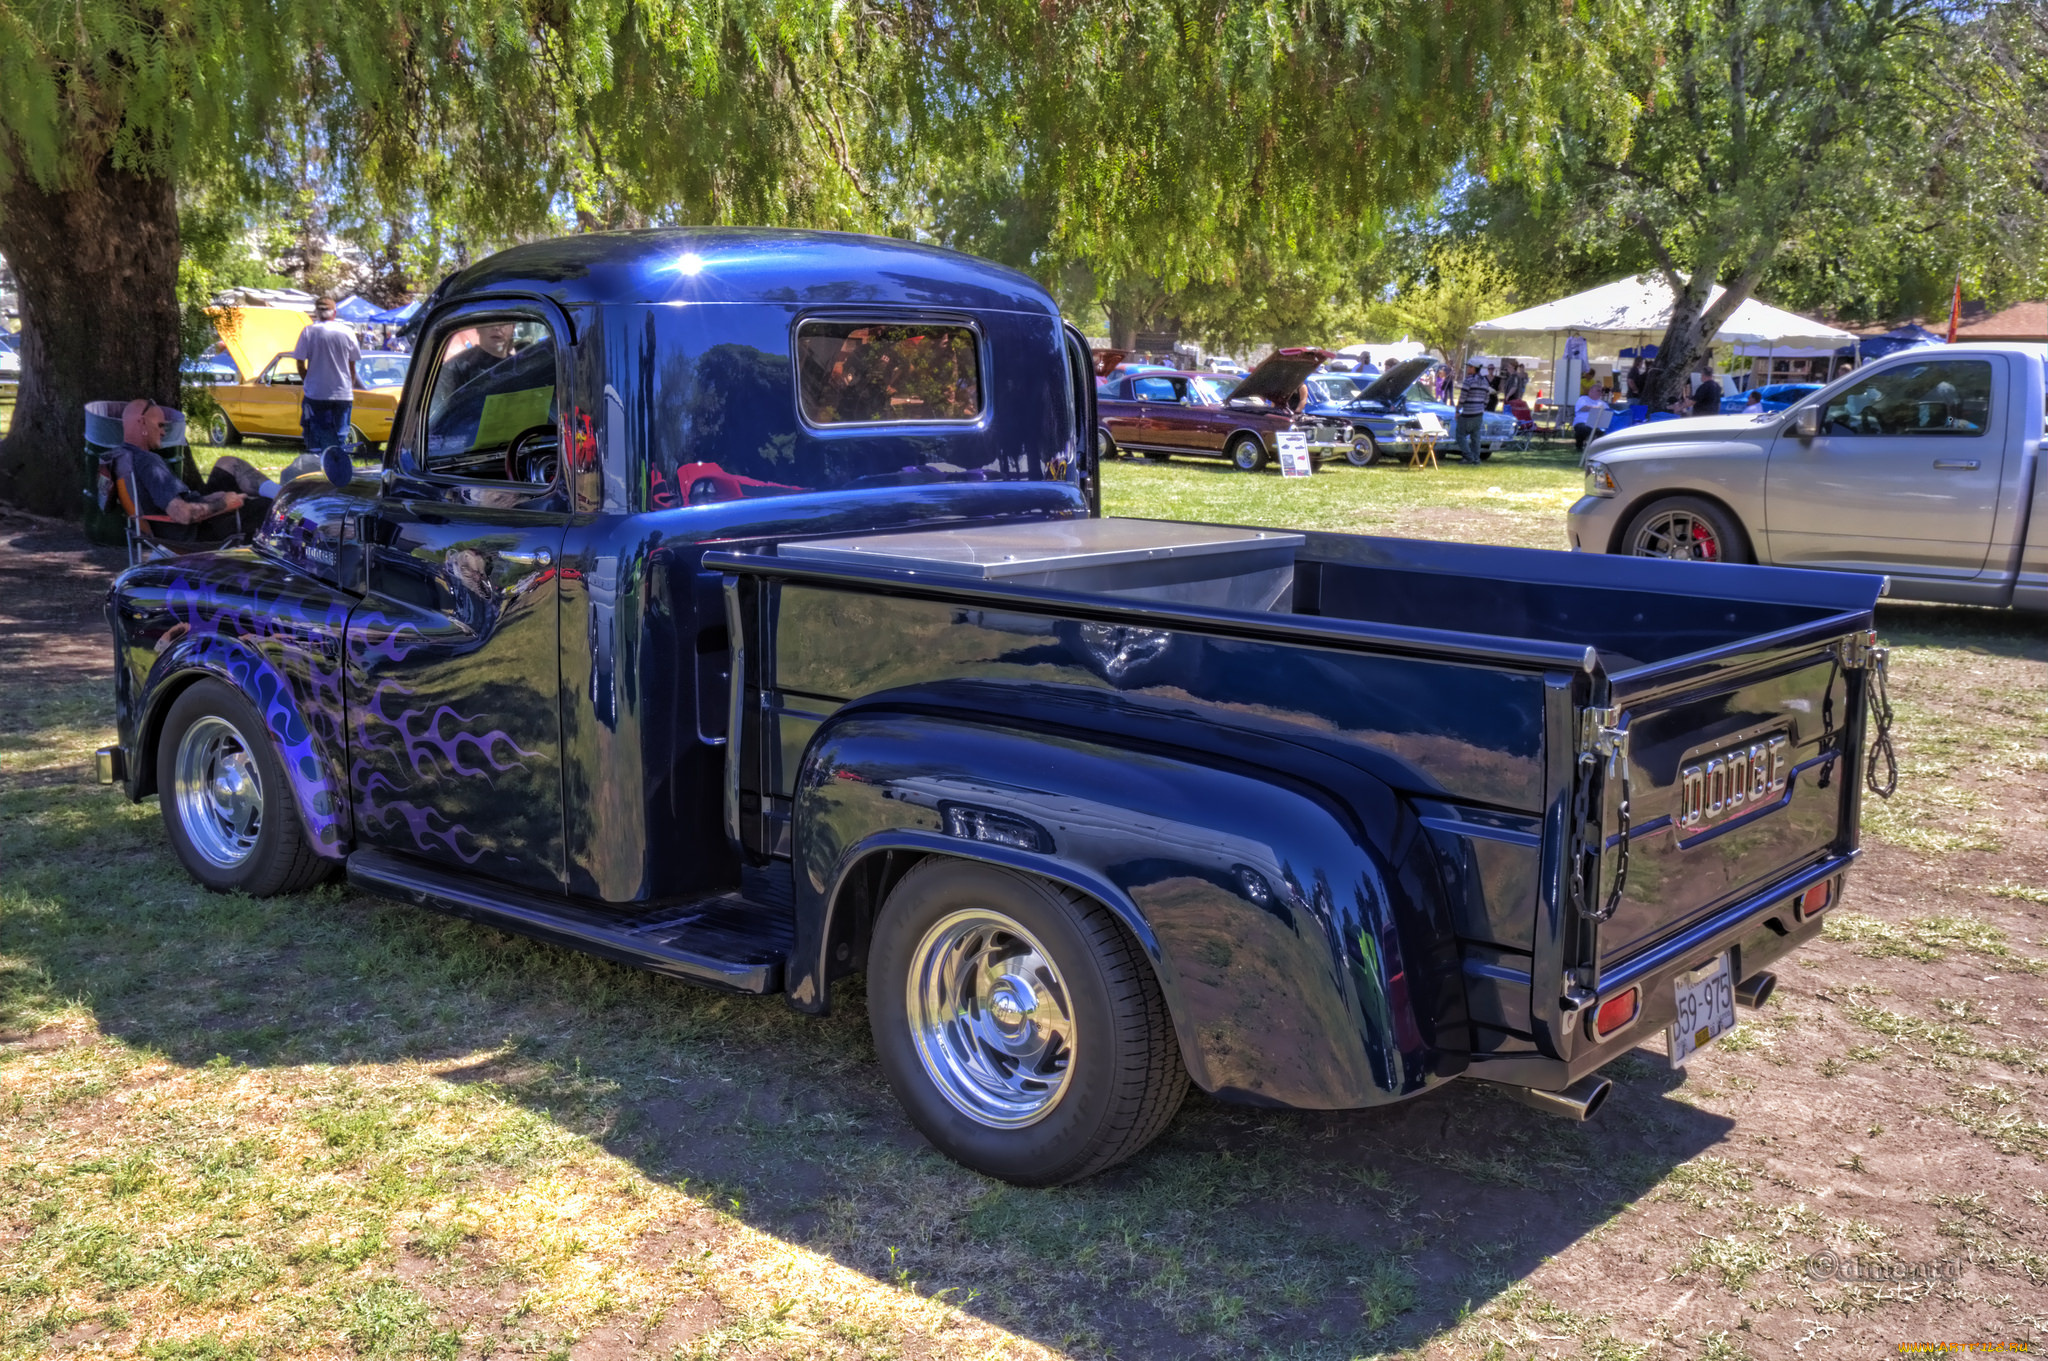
[[1668, 952, 1738, 1068]]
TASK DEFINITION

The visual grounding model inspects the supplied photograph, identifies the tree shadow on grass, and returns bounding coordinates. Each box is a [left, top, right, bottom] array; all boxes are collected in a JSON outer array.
[[3, 793, 1735, 1359]]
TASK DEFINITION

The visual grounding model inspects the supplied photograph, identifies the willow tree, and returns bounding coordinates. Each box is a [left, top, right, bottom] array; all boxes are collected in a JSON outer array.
[[893, 0, 1559, 349], [0, 0, 872, 514]]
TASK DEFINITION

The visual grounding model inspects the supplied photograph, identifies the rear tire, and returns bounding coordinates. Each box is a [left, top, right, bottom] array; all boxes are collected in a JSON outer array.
[[1228, 434, 1268, 472], [868, 859, 1188, 1186], [157, 679, 331, 896], [1097, 427, 1120, 461], [1621, 496, 1753, 563]]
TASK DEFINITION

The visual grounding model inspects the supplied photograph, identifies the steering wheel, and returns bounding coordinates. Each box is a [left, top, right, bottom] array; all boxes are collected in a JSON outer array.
[[504, 425, 560, 485]]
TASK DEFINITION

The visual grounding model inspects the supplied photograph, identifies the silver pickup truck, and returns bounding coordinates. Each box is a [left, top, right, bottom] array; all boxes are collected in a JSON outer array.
[[1567, 342, 2048, 609]]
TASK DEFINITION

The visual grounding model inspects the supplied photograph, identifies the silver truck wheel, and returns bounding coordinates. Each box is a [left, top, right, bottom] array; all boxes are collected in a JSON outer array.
[[869, 859, 1187, 1185], [174, 715, 264, 869], [908, 909, 1077, 1127], [157, 679, 332, 896], [1623, 496, 1751, 564]]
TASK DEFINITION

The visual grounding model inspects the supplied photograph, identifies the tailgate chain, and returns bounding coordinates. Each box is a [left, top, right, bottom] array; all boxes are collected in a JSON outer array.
[[1573, 710, 1632, 924], [1865, 644, 1897, 799]]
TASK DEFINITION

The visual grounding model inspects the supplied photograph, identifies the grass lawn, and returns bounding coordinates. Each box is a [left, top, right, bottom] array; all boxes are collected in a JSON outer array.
[[4, 453, 2048, 1360], [1101, 445, 1584, 551]]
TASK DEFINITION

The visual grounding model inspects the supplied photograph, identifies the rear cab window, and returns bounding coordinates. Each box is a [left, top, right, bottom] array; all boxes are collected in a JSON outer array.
[[796, 321, 982, 426]]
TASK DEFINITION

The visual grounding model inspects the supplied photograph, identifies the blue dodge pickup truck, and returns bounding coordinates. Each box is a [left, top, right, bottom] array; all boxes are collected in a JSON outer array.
[[102, 230, 1889, 1185]]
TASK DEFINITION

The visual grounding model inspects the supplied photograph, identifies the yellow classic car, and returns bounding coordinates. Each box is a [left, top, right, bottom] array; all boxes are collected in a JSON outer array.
[[202, 306, 410, 449]]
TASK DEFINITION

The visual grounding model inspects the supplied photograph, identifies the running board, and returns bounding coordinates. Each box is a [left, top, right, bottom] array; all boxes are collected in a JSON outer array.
[[346, 849, 792, 994]]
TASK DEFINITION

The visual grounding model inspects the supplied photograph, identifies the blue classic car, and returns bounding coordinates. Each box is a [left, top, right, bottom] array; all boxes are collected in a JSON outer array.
[[102, 228, 1887, 1185], [1719, 382, 1822, 415], [1305, 358, 1517, 462]]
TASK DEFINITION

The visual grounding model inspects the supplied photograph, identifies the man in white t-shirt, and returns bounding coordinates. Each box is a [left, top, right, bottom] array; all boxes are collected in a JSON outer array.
[[1572, 385, 1613, 452], [292, 297, 363, 453]]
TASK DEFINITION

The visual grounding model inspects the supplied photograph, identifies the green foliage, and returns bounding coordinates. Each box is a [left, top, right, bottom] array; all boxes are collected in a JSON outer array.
[[1368, 240, 1516, 366], [1476, 0, 2043, 369]]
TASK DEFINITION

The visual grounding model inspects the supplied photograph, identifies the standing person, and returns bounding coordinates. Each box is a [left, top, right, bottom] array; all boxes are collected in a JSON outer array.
[[1483, 364, 1502, 411], [1625, 354, 1648, 401], [293, 297, 362, 453], [1690, 363, 1724, 417], [1502, 359, 1528, 407], [1455, 362, 1491, 463], [1354, 351, 1381, 379]]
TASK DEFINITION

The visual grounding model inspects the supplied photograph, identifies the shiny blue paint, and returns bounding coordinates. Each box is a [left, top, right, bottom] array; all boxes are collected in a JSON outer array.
[[792, 713, 1468, 1108], [108, 549, 354, 858]]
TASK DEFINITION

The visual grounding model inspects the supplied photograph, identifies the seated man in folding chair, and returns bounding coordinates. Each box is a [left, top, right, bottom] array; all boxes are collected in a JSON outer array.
[[118, 398, 274, 543]]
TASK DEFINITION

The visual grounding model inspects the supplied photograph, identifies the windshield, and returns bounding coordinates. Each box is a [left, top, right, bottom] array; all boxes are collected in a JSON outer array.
[[1305, 375, 1361, 404], [357, 354, 410, 388]]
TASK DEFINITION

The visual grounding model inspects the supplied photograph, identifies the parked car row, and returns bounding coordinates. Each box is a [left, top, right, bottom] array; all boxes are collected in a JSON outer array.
[[1094, 349, 1516, 471]]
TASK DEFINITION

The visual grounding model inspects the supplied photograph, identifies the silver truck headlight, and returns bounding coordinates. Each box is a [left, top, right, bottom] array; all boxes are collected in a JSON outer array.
[[1585, 461, 1617, 497]]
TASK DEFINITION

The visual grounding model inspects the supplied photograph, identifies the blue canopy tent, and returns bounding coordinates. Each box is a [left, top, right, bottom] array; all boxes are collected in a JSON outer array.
[[367, 299, 420, 326], [1845, 324, 1943, 362], [333, 295, 380, 323]]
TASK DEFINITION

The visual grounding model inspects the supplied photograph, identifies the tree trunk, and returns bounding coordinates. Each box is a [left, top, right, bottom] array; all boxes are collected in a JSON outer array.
[[1644, 264, 1757, 412], [0, 156, 182, 516]]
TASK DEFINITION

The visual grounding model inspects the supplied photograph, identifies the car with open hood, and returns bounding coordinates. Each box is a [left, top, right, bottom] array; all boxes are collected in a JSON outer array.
[[201, 305, 409, 450], [1094, 347, 1355, 470], [1305, 359, 1518, 463]]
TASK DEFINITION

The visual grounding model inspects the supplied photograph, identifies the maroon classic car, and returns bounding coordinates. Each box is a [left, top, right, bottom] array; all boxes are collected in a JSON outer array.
[[1095, 347, 1357, 471]]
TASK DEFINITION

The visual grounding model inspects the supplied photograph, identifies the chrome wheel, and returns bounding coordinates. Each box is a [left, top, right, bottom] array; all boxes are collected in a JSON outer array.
[[172, 715, 264, 869], [1229, 435, 1266, 471], [908, 908, 1077, 1128], [1347, 433, 1376, 466], [1630, 509, 1725, 561], [208, 413, 231, 446], [1097, 427, 1118, 460]]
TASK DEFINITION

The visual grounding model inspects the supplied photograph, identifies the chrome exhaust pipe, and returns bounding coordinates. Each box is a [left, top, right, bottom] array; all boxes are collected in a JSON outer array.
[[1735, 971, 1777, 1009], [1496, 1074, 1612, 1122]]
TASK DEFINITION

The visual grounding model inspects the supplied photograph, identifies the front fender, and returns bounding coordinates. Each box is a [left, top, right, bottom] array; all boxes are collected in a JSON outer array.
[[109, 551, 353, 859], [791, 711, 1468, 1110]]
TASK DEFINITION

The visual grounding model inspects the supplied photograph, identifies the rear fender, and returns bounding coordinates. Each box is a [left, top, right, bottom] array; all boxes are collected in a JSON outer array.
[[111, 554, 353, 859], [790, 710, 1468, 1110]]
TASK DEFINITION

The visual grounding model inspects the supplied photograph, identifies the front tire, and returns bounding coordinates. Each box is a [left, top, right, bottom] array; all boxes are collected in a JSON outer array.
[[208, 412, 242, 447], [1228, 433, 1268, 472], [157, 679, 331, 896], [1622, 496, 1752, 563], [1346, 432, 1379, 467], [869, 859, 1188, 1186]]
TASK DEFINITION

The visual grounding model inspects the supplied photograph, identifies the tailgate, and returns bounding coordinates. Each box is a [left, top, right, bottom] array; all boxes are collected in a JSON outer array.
[[1591, 634, 1871, 966]]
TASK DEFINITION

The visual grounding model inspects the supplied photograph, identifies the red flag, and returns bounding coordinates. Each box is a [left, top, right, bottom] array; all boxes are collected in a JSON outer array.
[[1946, 274, 1962, 343]]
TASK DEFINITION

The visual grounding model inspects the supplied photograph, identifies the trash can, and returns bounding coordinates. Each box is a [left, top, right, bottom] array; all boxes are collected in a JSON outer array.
[[82, 400, 196, 546]]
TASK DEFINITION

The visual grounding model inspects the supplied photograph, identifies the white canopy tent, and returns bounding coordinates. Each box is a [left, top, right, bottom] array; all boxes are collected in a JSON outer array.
[[1471, 275, 1854, 354]]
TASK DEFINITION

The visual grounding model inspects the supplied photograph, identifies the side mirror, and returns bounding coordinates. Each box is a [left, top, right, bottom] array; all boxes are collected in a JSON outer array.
[[321, 444, 355, 488], [1792, 406, 1820, 439]]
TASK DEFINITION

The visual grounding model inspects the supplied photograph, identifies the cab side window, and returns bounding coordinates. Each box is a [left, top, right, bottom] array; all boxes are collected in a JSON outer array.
[[261, 356, 303, 387], [1132, 376, 1178, 402], [1821, 360, 1993, 438], [420, 315, 559, 479]]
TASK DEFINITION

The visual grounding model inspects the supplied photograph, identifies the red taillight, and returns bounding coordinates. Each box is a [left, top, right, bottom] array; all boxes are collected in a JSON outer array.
[[1595, 988, 1640, 1037], [1799, 881, 1832, 918]]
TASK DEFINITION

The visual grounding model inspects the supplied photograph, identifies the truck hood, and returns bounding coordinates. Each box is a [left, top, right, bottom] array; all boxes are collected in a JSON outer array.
[[1592, 411, 1780, 454], [1229, 348, 1334, 404]]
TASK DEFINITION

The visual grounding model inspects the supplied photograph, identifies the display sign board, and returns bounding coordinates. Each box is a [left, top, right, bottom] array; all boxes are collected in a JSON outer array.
[[1277, 431, 1314, 477]]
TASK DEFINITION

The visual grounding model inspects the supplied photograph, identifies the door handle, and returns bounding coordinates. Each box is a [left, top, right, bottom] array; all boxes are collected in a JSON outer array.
[[498, 547, 553, 568], [1932, 459, 1980, 470]]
